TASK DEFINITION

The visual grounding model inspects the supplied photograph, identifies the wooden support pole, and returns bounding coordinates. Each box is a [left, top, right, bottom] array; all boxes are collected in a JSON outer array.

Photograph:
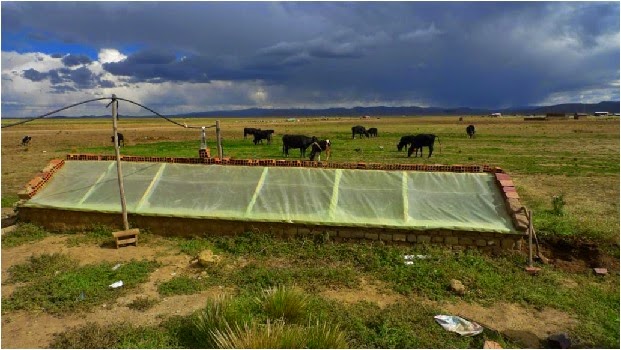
[[216, 120, 223, 159], [527, 209, 533, 267], [111, 94, 129, 231]]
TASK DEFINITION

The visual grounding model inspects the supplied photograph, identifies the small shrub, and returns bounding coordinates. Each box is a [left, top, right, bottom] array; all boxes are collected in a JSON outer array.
[[258, 285, 308, 324], [552, 194, 566, 216], [1, 223, 49, 248], [7, 253, 76, 283]]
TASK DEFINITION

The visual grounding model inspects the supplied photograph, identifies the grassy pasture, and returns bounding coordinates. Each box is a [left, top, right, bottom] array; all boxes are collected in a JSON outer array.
[[1, 116, 619, 348]]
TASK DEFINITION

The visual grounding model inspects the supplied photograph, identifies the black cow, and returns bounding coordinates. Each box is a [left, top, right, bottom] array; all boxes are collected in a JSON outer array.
[[244, 127, 261, 139], [368, 128, 378, 137], [21, 136, 32, 146], [397, 135, 416, 152], [466, 125, 476, 138], [351, 125, 369, 139], [407, 134, 439, 158], [282, 134, 318, 157], [309, 139, 331, 161], [111, 133, 124, 147], [253, 129, 275, 145]]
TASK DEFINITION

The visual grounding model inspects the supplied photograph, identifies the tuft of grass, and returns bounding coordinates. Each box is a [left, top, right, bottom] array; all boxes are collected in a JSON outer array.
[[175, 237, 216, 256], [257, 285, 309, 324], [212, 319, 349, 349], [127, 296, 159, 311], [551, 194, 566, 216], [1, 223, 49, 248], [191, 295, 253, 348], [3, 259, 159, 314]]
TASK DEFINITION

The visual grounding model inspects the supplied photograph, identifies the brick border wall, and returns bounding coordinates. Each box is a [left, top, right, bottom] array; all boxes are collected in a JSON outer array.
[[18, 155, 529, 249], [17, 207, 524, 251]]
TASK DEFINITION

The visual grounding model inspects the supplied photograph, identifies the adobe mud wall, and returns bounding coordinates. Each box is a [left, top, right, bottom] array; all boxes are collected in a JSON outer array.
[[18, 207, 523, 252]]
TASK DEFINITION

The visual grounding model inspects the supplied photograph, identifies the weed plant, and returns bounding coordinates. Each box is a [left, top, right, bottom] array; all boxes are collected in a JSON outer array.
[[127, 296, 159, 311], [3, 257, 159, 314], [257, 285, 309, 324], [1, 223, 49, 248]]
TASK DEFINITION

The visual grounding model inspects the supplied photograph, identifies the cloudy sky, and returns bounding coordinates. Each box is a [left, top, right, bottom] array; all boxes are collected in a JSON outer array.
[[2, 1, 619, 117]]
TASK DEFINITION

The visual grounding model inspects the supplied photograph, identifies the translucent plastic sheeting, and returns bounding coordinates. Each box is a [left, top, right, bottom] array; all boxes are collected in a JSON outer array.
[[24, 161, 518, 233]]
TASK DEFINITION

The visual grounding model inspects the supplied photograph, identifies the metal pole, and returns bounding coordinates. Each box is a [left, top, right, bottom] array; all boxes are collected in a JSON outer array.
[[527, 209, 533, 267], [111, 94, 129, 231], [216, 120, 223, 159]]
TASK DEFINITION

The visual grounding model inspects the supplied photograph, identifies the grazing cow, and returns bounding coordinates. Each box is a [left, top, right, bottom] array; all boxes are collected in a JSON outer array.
[[244, 127, 261, 139], [397, 135, 416, 152], [351, 125, 369, 139], [111, 133, 124, 147], [466, 124, 476, 138], [309, 139, 331, 161], [21, 136, 32, 146], [367, 128, 378, 137], [407, 134, 439, 158], [253, 129, 275, 145], [282, 134, 318, 157]]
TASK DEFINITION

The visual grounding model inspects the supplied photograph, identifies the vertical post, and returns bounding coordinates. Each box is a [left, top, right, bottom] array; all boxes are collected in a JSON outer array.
[[216, 120, 223, 159], [527, 209, 533, 267], [111, 94, 129, 231], [200, 126, 207, 149]]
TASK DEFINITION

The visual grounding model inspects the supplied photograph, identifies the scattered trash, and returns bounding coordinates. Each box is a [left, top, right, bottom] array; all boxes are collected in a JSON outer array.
[[76, 291, 85, 301], [379, 146, 384, 150], [405, 261, 414, 265], [42, 151, 47, 153], [112, 263, 122, 271], [483, 340, 503, 349], [547, 332, 571, 348], [593, 268, 608, 275], [109, 280, 124, 289], [449, 279, 466, 296], [171, 272, 176, 276], [404, 254, 429, 264], [434, 315, 483, 336]]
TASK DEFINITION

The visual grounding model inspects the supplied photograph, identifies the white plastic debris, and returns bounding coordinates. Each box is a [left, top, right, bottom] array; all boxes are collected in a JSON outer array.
[[109, 280, 124, 289], [433, 315, 483, 336], [112, 263, 122, 271], [404, 254, 429, 260], [405, 261, 414, 265]]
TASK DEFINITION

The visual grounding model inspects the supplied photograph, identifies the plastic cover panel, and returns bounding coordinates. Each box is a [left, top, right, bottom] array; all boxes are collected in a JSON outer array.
[[24, 161, 517, 233]]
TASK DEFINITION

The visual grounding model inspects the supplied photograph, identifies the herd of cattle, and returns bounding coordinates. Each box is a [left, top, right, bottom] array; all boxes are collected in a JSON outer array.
[[243, 124, 476, 160], [19, 123, 475, 161]]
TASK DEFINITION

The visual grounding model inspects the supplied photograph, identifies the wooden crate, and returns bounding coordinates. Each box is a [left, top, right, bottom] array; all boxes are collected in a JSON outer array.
[[112, 228, 139, 248]]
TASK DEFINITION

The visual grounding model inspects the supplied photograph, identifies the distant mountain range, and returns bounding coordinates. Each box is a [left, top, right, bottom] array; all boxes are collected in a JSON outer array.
[[51, 101, 619, 118]]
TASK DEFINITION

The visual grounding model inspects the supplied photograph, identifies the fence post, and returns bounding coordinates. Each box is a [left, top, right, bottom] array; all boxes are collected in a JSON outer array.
[[216, 120, 223, 159], [111, 94, 129, 231]]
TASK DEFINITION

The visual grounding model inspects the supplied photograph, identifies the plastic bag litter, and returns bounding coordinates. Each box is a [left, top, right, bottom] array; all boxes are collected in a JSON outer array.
[[112, 263, 122, 271], [404, 255, 429, 264], [433, 315, 483, 336], [109, 280, 124, 289]]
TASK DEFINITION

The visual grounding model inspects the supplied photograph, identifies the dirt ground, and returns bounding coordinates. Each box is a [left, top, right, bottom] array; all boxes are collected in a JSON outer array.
[[1, 233, 580, 349]]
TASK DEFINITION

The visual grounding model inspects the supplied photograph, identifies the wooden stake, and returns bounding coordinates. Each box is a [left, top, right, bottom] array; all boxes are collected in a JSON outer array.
[[216, 120, 223, 159], [111, 94, 129, 231], [527, 209, 533, 267]]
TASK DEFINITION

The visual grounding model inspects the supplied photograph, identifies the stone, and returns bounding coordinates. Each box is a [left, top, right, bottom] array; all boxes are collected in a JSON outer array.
[[483, 340, 503, 349], [445, 236, 459, 245], [417, 235, 431, 243], [393, 233, 406, 241], [449, 279, 466, 296], [525, 266, 541, 275], [197, 249, 221, 267], [547, 333, 571, 349]]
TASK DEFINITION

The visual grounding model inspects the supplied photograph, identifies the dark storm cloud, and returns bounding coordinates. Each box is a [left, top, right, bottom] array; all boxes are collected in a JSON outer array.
[[3, 2, 619, 108], [61, 54, 92, 67], [22, 68, 48, 82]]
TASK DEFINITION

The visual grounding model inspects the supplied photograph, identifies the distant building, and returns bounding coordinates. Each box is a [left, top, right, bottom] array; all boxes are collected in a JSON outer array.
[[490, 112, 501, 117], [594, 112, 609, 116]]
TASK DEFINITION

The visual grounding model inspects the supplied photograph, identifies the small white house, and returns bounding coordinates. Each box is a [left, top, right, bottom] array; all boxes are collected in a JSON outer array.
[[594, 112, 609, 116], [490, 112, 502, 117]]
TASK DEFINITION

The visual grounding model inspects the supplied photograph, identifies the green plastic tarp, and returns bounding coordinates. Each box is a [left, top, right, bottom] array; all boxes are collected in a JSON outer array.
[[24, 161, 517, 233]]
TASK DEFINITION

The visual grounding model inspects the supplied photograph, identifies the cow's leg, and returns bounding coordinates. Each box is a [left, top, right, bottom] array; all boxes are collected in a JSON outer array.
[[428, 145, 433, 158]]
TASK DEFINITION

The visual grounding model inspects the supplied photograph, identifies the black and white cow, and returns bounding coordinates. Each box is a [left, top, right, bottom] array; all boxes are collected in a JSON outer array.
[[367, 127, 378, 137], [253, 129, 275, 145], [397, 135, 416, 152], [351, 125, 369, 139], [282, 134, 318, 157], [21, 136, 32, 146], [407, 134, 439, 158], [466, 124, 476, 138], [309, 139, 331, 161], [111, 133, 124, 147], [244, 127, 261, 139]]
